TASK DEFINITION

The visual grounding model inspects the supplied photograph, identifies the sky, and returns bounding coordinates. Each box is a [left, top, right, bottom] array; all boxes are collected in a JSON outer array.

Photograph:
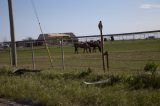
[[0, 0, 160, 41]]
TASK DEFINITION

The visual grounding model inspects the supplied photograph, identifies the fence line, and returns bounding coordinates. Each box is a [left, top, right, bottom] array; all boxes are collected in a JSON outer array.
[[0, 37, 160, 71]]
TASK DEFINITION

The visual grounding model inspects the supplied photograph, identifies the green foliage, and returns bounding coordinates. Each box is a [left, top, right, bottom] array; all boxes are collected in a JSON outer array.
[[127, 73, 160, 89], [0, 69, 160, 105], [144, 62, 158, 75], [78, 68, 92, 78], [109, 75, 121, 85]]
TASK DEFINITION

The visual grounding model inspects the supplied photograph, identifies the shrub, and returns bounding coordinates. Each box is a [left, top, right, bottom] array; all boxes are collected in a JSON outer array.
[[144, 62, 158, 75], [78, 68, 92, 78], [127, 74, 150, 89], [127, 73, 160, 89]]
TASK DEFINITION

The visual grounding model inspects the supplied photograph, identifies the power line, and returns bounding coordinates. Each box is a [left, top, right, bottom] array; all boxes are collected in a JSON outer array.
[[30, 0, 54, 68]]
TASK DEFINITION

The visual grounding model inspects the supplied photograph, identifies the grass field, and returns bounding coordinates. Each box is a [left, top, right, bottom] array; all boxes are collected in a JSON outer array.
[[0, 39, 160, 106], [0, 39, 160, 71]]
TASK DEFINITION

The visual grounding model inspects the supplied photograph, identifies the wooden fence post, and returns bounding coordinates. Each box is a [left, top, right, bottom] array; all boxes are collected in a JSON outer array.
[[61, 37, 65, 70], [31, 41, 35, 69], [104, 51, 109, 72], [98, 21, 106, 72], [107, 54, 109, 72]]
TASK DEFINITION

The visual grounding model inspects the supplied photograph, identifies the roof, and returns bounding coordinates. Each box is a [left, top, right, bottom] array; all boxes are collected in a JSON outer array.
[[47, 33, 70, 37], [38, 32, 77, 40]]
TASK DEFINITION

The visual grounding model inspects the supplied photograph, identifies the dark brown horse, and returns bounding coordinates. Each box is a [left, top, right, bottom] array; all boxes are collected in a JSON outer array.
[[74, 42, 91, 54], [87, 40, 101, 52]]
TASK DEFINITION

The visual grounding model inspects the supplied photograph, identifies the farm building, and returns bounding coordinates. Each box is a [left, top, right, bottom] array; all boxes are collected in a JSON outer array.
[[37, 32, 78, 45]]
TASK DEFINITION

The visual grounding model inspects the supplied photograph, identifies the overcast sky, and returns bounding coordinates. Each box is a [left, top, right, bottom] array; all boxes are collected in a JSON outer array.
[[0, 0, 160, 41]]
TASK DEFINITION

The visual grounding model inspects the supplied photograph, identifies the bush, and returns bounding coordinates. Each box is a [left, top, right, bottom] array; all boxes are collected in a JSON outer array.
[[144, 62, 158, 75], [126, 61, 159, 89], [127, 73, 160, 89], [78, 68, 92, 78]]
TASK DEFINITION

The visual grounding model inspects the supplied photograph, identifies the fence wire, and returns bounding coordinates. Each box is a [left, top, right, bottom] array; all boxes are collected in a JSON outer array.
[[0, 37, 160, 72]]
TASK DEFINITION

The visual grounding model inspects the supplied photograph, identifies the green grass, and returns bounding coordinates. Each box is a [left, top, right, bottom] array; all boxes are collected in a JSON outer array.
[[0, 67, 160, 106], [1, 39, 160, 71], [0, 39, 160, 105]]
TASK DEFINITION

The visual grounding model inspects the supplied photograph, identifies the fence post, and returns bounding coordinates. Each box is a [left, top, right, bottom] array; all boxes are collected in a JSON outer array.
[[104, 51, 109, 72], [98, 21, 106, 72], [61, 37, 65, 70], [31, 41, 35, 69]]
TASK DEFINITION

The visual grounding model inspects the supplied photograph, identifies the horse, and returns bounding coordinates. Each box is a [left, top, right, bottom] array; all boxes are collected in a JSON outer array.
[[74, 42, 91, 54], [87, 40, 101, 52]]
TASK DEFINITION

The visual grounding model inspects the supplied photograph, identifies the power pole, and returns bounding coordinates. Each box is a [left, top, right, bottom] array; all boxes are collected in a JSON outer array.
[[8, 0, 17, 67]]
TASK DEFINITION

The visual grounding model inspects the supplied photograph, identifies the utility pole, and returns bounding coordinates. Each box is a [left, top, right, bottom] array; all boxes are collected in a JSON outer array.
[[8, 0, 17, 67]]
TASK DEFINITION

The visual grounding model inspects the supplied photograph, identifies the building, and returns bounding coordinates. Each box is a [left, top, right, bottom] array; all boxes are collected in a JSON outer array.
[[37, 32, 78, 45]]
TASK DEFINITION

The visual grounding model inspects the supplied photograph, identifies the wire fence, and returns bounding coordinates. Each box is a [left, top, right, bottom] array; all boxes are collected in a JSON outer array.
[[0, 36, 160, 72]]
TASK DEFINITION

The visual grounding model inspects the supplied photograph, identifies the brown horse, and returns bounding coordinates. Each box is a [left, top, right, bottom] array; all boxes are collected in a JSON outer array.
[[74, 42, 91, 54], [87, 40, 101, 52]]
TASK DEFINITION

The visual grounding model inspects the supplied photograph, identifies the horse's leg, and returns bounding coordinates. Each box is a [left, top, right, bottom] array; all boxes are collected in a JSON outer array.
[[75, 47, 78, 54], [83, 48, 85, 53], [75, 47, 76, 54], [93, 47, 96, 52], [86, 48, 88, 53], [92, 47, 94, 53], [75, 47, 77, 54], [88, 47, 91, 53], [98, 45, 101, 52], [77, 47, 79, 54]]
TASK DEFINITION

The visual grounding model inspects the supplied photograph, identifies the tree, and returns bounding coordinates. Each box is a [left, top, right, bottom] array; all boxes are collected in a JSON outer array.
[[23, 37, 34, 41], [23, 37, 35, 47]]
